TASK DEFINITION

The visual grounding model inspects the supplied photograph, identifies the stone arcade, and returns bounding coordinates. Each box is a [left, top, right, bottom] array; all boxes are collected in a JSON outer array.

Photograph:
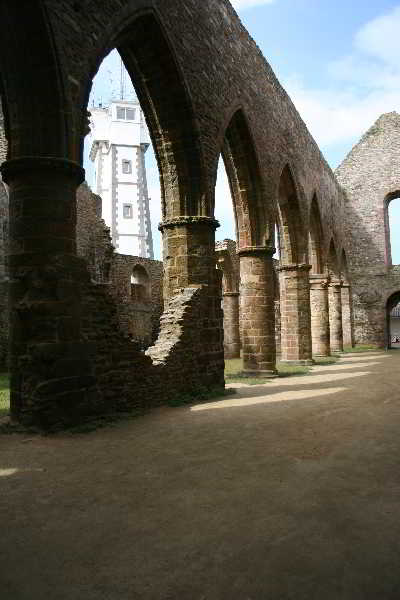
[[0, 0, 388, 431]]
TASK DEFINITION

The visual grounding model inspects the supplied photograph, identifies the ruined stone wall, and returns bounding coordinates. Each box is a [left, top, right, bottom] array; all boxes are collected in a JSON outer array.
[[336, 112, 400, 346], [76, 182, 113, 283], [110, 254, 163, 348], [0, 0, 354, 427]]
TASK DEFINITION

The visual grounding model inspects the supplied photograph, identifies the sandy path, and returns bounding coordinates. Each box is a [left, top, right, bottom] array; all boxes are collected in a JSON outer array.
[[1, 351, 400, 599]]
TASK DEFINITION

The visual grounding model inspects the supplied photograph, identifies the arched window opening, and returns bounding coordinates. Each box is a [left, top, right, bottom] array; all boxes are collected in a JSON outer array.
[[277, 165, 305, 265], [328, 239, 340, 280], [221, 111, 268, 248], [215, 155, 237, 245], [84, 49, 160, 261], [308, 196, 323, 274], [131, 265, 151, 303], [386, 291, 400, 348], [386, 194, 400, 265]]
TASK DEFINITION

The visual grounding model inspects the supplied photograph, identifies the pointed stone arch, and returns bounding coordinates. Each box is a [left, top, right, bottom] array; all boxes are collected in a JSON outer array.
[[277, 164, 305, 265], [328, 238, 340, 279], [0, 0, 72, 159], [308, 194, 324, 274], [221, 109, 268, 248], [84, 12, 207, 221]]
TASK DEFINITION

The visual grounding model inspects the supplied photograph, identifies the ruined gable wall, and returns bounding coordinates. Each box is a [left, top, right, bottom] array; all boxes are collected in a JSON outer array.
[[336, 112, 400, 346]]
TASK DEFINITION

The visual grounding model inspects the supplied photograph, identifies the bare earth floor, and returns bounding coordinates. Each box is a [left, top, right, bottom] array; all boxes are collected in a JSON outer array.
[[1, 351, 400, 599]]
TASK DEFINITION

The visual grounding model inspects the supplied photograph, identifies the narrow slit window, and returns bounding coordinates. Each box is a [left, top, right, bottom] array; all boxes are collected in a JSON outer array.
[[123, 204, 133, 219], [122, 159, 132, 174]]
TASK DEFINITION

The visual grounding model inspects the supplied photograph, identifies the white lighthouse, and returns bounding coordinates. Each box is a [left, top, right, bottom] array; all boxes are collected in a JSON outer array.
[[89, 100, 154, 258]]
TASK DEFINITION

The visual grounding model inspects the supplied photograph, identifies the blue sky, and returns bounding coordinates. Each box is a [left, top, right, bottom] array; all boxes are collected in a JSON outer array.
[[84, 0, 400, 261]]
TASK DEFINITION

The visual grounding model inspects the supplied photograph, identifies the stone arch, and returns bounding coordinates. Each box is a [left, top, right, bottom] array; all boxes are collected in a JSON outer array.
[[341, 249, 350, 283], [384, 190, 400, 266], [131, 264, 151, 303], [277, 164, 305, 265], [386, 290, 400, 348], [0, 1, 72, 159], [220, 110, 268, 248], [83, 11, 207, 220], [308, 194, 324, 274], [328, 238, 340, 279]]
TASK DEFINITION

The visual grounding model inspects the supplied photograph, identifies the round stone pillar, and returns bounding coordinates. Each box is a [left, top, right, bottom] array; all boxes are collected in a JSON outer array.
[[309, 275, 330, 356], [1, 157, 95, 427], [279, 263, 313, 365], [341, 283, 355, 347], [239, 246, 277, 377], [159, 216, 219, 299], [329, 279, 344, 352], [223, 292, 240, 359]]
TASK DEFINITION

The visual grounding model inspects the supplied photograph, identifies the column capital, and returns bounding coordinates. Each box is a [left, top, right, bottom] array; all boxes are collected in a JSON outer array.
[[158, 216, 220, 231], [237, 245, 275, 257], [341, 282, 351, 289], [329, 278, 343, 288], [223, 291, 239, 297], [278, 263, 312, 273], [309, 274, 329, 288], [0, 156, 85, 185]]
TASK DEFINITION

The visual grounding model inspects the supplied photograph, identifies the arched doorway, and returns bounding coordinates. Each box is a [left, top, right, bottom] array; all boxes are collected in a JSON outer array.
[[386, 291, 400, 349]]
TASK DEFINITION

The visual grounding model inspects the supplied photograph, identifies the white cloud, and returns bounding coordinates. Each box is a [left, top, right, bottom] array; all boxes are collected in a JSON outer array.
[[231, 0, 275, 10], [283, 6, 400, 154]]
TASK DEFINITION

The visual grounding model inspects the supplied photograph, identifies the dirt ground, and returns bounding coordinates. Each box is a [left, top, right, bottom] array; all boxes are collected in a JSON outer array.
[[1, 351, 400, 599]]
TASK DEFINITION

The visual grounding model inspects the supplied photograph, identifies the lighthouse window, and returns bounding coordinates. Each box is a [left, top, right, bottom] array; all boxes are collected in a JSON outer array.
[[122, 159, 132, 174], [116, 107, 136, 121], [123, 204, 133, 219]]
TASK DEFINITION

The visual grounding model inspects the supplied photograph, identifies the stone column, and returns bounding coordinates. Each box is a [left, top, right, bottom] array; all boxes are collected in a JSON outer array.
[[309, 275, 330, 356], [279, 263, 313, 365], [1, 157, 96, 427], [341, 283, 355, 347], [223, 292, 240, 359], [329, 279, 344, 352], [160, 216, 219, 299], [159, 216, 224, 390], [239, 246, 277, 376]]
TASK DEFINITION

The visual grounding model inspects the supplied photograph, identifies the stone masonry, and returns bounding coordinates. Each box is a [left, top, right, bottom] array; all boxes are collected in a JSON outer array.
[[0, 0, 355, 428]]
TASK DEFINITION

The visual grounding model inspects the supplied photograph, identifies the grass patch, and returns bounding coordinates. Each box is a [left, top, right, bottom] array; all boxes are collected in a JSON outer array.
[[342, 344, 379, 353], [224, 358, 311, 383], [225, 354, 343, 384], [0, 373, 10, 417], [313, 356, 339, 365]]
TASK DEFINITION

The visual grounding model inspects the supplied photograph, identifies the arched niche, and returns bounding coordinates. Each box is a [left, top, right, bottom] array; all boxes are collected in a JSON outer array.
[[131, 264, 151, 303]]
